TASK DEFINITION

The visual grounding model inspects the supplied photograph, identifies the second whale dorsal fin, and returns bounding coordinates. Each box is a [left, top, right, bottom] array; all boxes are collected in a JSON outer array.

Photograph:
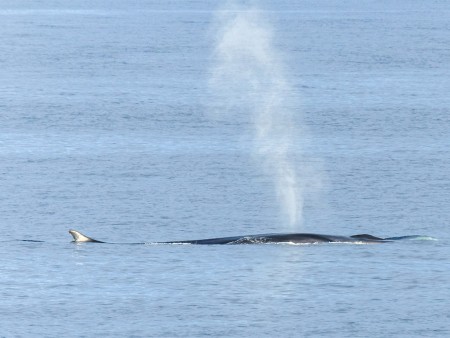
[[350, 234, 384, 241], [69, 229, 103, 243]]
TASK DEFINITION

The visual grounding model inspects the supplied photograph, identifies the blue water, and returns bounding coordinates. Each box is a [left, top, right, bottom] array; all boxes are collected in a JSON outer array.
[[1, 1, 450, 336]]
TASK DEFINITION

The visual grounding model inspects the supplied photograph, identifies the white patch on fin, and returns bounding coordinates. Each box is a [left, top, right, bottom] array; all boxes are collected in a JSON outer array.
[[69, 229, 100, 242]]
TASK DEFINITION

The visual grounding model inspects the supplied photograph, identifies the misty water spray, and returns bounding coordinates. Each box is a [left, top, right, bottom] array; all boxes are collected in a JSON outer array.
[[209, 5, 310, 229]]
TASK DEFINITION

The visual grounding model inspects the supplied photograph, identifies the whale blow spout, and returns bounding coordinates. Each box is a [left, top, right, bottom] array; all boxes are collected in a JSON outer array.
[[69, 230, 104, 243]]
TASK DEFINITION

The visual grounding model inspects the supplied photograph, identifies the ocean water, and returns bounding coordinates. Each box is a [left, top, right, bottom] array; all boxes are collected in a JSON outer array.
[[1, 1, 450, 336]]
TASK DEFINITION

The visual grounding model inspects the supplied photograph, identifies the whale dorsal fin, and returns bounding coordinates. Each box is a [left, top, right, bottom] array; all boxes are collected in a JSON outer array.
[[69, 230, 103, 243], [350, 234, 384, 241]]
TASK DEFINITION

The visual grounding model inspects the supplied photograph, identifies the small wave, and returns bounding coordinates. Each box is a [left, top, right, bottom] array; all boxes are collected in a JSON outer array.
[[406, 236, 438, 241], [386, 235, 437, 241]]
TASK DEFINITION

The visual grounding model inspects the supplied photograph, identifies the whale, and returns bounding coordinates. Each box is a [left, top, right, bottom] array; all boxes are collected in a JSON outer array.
[[68, 229, 425, 245]]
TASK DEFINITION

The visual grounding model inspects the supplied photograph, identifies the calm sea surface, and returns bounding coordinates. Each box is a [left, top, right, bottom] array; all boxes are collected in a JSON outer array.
[[1, 1, 449, 336]]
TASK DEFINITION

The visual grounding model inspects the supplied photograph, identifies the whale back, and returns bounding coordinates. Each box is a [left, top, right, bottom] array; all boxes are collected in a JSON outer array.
[[67, 229, 422, 245], [350, 234, 385, 241]]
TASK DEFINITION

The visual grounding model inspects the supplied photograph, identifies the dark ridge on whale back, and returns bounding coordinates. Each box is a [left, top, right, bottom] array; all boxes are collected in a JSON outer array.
[[147, 233, 388, 244], [165, 233, 340, 245], [350, 234, 384, 241]]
